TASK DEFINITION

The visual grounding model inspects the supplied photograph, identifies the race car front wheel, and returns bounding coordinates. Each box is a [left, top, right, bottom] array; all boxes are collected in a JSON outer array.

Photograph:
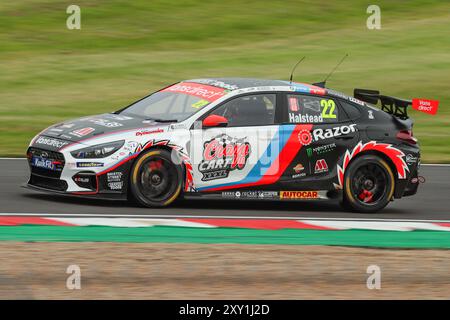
[[129, 149, 182, 207], [342, 154, 395, 213]]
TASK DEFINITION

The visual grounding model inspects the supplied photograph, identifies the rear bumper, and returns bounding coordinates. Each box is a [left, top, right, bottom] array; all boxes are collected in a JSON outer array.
[[402, 174, 420, 197], [394, 152, 421, 198]]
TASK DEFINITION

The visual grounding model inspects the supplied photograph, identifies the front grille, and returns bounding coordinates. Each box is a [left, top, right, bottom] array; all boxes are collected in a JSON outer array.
[[29, 174, 68, 191], [27, 147, 65, 178]]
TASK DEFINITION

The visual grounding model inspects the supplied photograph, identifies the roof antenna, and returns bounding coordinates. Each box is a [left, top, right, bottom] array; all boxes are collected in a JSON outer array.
[[289, 56, 306, 85], [313, 53, 349, 88]]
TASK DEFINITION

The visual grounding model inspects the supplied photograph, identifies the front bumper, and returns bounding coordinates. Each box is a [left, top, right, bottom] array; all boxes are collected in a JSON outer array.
[[27, 147, 68, 191], [26, 146, 132, 196], [23, 183, 127, 200]]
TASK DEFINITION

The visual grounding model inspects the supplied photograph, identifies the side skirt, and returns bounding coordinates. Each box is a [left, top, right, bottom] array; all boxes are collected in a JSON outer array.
[[183, 190, 341, 202]]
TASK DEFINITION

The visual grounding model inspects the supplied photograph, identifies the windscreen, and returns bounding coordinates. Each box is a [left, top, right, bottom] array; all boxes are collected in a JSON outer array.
[[120, 82, 228, 122]]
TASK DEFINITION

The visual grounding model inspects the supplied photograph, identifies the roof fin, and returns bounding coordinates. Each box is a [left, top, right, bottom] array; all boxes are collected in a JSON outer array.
[[289, 56, 306, 85], [313, 54, 348, 88]]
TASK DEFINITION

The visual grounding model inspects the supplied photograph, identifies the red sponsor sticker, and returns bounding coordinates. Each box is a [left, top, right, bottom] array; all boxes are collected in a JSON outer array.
[[71, 127, 95, 137], [162, 82, 226, 102], [314, 159, 328, 173], [289, 97, 299, 112], [309, 87, 326, 95], [412, 98, 439, 115]]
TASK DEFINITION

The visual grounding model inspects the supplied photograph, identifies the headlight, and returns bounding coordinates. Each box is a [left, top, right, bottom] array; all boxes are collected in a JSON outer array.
[[71, 140, 125, 159]]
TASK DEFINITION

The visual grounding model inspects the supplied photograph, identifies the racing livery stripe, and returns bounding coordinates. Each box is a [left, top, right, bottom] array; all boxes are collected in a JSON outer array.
[[198, 124, 313, 192], [0, 216, 75, 226], [2, 216, 450, 231], [282, 81, 327, 95], [48, 218, 215, 228], [59, 127, 143, 151], [437, 222, 450, 228], [97, 153, 138, 176], [182, 219, 337, 230]]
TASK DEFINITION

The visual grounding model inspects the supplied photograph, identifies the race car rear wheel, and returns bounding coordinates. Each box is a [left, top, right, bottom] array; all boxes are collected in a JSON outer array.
[[129, 149, 182, 207], [342, 154, 395, 213]]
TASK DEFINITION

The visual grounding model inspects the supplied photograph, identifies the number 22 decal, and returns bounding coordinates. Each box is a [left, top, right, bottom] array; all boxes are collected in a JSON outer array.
[[320, 99, 337, 119]]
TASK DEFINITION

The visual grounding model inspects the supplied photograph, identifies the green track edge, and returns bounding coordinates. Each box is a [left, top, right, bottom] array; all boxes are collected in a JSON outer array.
[[0, 225, 450, 248]]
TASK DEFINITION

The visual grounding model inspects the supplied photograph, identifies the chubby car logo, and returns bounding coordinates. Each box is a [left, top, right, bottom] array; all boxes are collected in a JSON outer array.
[[199, 134, 251, 181]]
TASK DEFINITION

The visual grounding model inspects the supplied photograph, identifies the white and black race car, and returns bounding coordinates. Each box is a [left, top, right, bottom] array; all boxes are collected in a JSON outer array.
[[26, 78, 421, 212]]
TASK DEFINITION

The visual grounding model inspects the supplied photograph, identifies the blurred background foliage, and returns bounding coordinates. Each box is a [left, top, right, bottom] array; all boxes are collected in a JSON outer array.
[[0, 0, 449, 161]]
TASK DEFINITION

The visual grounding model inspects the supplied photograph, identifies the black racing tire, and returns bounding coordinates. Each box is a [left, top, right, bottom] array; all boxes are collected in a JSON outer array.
[[129, 149, 183, 208], [341, 154, 395, 213]]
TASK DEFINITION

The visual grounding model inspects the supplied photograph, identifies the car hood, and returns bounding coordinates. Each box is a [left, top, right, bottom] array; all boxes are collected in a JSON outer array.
[[36, 113, 170, 144]]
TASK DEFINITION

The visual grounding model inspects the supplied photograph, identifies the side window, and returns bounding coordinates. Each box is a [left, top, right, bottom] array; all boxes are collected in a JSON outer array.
[[286, 95, 339, 124], [209, 94, 276, 127], [339, 100, 361, 120]]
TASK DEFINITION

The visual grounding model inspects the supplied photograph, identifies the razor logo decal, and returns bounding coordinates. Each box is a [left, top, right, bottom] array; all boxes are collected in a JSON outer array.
[[313, 124, 357, 141], [335, 141, 409, 189], [297, 125, 356, 146], [199, 134, 251, 181]]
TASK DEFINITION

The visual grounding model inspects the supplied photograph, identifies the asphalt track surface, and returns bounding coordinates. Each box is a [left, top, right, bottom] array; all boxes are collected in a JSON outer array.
[[0, 159, 449, 220]]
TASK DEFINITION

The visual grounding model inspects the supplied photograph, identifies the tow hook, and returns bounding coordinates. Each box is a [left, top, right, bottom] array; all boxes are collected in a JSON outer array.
[[411, 176, 426, 184]]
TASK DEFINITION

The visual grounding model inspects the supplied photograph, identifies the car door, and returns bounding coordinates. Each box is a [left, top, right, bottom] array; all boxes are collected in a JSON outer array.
[[279, 93, 359, 189], [189, 93, 281, 192]]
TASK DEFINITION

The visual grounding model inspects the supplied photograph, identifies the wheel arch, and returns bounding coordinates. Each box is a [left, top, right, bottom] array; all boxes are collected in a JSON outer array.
[[340, 151, 397, 213], [345, 150, 398, 184], [339, 149, 399, 203], [129, 145, 190, 192], [337, 141, 408, 191]]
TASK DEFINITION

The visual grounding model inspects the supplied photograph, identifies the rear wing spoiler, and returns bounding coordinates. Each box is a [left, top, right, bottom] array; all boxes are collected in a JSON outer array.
[[354, 88, 412, 119]]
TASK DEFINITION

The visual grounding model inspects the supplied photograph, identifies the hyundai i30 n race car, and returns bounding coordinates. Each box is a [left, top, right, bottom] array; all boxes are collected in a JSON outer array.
[[26, 78, 421, 212]]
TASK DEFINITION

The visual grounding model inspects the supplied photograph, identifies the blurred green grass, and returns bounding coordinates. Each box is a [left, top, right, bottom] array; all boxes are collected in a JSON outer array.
[[0, 0, 449, 161]]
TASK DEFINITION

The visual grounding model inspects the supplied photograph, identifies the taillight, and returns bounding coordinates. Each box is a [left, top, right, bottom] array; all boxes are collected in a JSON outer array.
[[396, 130, 417, 144]]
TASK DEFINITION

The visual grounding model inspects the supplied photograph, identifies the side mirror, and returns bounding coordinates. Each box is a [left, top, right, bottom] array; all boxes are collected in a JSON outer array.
[[202, 115, 228, 128]]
